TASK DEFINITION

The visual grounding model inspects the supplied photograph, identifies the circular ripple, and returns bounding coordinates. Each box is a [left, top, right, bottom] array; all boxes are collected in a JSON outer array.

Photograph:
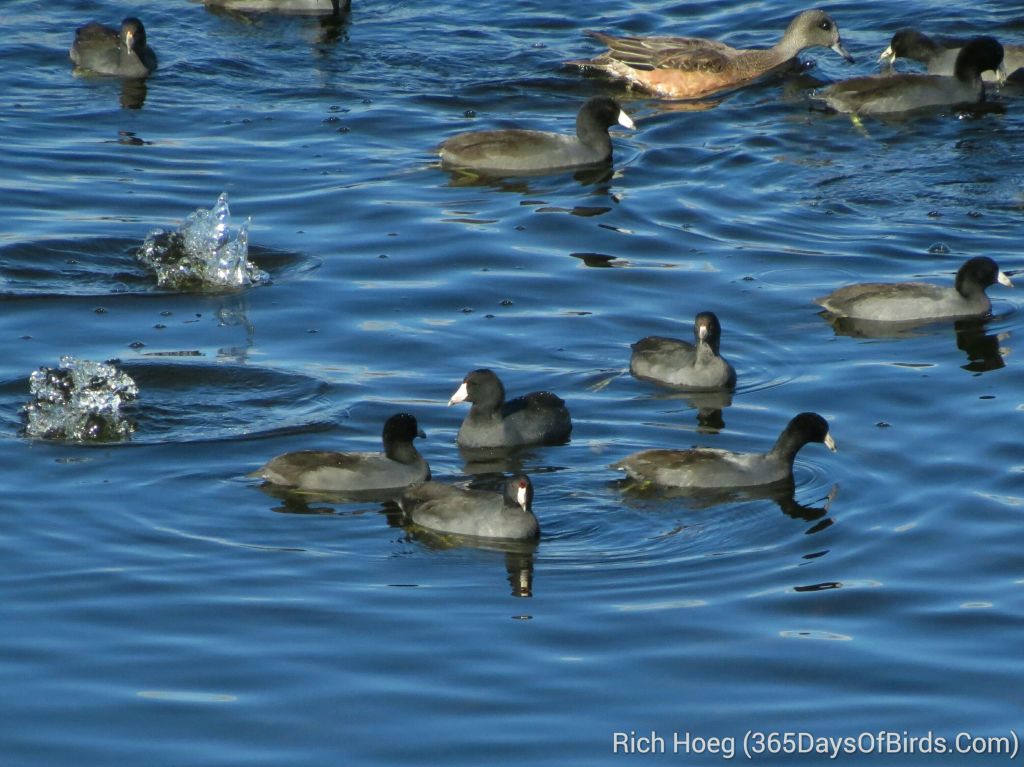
[[0, 238, 311, 297], [125, 361, 339, 444], [0, 361, 340, 445]]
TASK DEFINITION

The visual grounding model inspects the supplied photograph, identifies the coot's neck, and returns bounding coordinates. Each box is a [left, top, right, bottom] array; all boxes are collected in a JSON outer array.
[[385, 440, 421, 464], [468, 384, 505, 419], [767, 429, 807, 466], [956, 273, 987, 299], [576, 113, 613, 154]]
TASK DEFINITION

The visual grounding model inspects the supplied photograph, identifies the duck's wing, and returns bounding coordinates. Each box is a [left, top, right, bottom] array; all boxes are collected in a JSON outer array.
[[440, 130, 587, 171], [630, 335, 696, 356], [70, 23, 121, 71], [820, 73, 973, 114], [613, 447, 738, 476], [503, 390, 566, 415], [259, 449, 384, 486], [585, 31, 734, 72], [403, 485, 499, 532], [816, 281, 941, 313]]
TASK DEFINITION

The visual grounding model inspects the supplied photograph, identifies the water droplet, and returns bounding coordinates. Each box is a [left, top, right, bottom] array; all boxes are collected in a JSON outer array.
[[135, 193, 268, 291], [21, 357, 138, 442]]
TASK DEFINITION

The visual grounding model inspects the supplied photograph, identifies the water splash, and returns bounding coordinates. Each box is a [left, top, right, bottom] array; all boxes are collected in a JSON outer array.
[[136, 193, 269, 291], [22, 356, 139, 441]]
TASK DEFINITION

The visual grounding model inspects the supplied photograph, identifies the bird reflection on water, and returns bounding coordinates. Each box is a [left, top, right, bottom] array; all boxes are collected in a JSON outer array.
[[821, 313, 1009, 373]]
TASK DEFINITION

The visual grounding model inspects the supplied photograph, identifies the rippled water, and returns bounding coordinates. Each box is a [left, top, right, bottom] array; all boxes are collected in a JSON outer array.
[[2, 0, 1022, 764]]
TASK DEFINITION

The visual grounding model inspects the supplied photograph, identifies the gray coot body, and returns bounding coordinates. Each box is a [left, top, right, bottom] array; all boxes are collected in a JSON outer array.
[[448, 369, 572, 449], [880, 28, 1022, 83], [70, 18, 157, 78], [201, 0, 350, 14], [567, 9, 853, 100], [256, 413, 429, 492], [401, 475, 539, 540], [816, 256, 1013, 322], [613, 412, 836, 488], [438, 96, 634, 173], [818, 36, 1005, 114], [630, 311, 736, 390]]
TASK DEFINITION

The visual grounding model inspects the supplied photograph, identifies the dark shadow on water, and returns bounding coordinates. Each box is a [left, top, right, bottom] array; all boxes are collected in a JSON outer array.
[[616, 477, 838, 531], [820, 312, 1007, 372], [955, 319, 1008, 373], [570, 252, 622, 267], [257, 480, 410, 511], [438, 161, 615, 191], [639, 383, 735, 435], [457, 444, 570, 479], [256, 495, 540, 598], [398, 508, 539, 598], [120, 78, 148, 109], [71, 71, 149, 109], [820, 311, 929, 340]]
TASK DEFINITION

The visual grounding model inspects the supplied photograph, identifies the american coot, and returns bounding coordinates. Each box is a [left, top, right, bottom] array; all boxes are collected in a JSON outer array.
[[817, 36, 1004, 115], [448, 369, 572, 449], [630, 311, 736, 390], [256, 413, 429, 492], [70, 18, 157, 78], [815, 256, 1013, 322], [401, 475, 539, 540], [879, 29, 1022, 83], [613, 412, 836, 488], [438, 96, 634, 174], [568, 9, 853, 99], [200, 0, 350, 14]]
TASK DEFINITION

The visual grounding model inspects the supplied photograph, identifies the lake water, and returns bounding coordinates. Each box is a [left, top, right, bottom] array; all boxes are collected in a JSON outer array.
[[2, 0, 1022, 764]]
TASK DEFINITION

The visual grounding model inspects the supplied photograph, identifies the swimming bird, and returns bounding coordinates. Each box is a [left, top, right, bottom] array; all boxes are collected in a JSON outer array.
[[815, 256, 1012, 322], [200, 0, 349, 14], [879, 28, 1022, 82], [401, 475, 539, 540], [448, 369, 571, 449], [70, 18, 157, 78], [567, 9, 853, 99], [256, 413, 429, 493], [630, 312, 736, 390], [438, 96, 634, 173], [613, 412, 836, 488], [817, 36, 1004, 115]]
